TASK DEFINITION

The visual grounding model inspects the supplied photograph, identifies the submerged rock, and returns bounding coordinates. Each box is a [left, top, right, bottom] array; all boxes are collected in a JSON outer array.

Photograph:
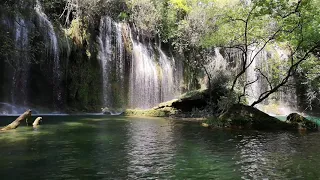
[[201, 123, 210, 128], [101, 107, 124, 115], [286, 113, 318, 130], [217, 104, 294, 130]]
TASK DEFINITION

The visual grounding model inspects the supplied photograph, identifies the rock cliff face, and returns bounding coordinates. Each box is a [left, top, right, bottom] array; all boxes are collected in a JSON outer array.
[[0, 0, 102, 112]]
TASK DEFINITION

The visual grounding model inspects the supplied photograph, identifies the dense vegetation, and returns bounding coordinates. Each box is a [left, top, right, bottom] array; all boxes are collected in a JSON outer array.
[[0, 0, 319, 113]]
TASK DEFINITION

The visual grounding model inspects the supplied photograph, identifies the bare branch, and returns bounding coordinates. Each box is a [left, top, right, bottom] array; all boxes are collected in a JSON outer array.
[[226, 15, 246, 23], [280, 0, 302, 19], [256, 68, 273, 90], [246, 28, 282, 70], [251, 42, 320, 106], [238, 77, 259, 103]]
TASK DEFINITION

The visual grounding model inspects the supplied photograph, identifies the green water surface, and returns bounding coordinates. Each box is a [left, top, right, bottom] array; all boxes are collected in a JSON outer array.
[[0, 115, 320, 179]]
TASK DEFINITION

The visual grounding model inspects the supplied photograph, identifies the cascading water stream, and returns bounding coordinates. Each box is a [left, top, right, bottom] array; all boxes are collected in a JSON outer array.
[[98, 17, 126, 109], [245, 46, 297, 114], [11, 17, 30, 106], [128, 35, 183, 108], [129, 40, 160, 109], [35, 0, 62, 108], [246, 47, 268, 105], [98, 16, 182, 109], [158, 48, 179, 102], [115, 23, 126, 98], [205, 48, 229, 78], [202, 46, 297, 115], [98, 17, 113, 107]]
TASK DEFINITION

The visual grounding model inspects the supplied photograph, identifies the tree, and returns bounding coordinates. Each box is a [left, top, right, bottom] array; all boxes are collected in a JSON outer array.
[[200, 0, 320, 107], [126, 0, 162, 37], [60, 0, 126, 26], [249, 0, 320, 106]]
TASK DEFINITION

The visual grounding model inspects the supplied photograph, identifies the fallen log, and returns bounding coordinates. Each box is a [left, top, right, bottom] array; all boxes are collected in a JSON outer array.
[[1, 110, 32, 131]]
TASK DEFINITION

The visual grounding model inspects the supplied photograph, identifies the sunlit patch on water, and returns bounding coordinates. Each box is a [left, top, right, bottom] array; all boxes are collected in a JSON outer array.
[[0, 126, 54, 142], [63, 121, 87, 127]]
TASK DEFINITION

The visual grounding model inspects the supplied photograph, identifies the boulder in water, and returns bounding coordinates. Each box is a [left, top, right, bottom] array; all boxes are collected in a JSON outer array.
[[153, 89, 210, 111], [201, 123, 210, 128], [33, 117, 43, 127], [286, 113, 318, 130], [101, 107, 124, 115], [218, 104, 293, 130]]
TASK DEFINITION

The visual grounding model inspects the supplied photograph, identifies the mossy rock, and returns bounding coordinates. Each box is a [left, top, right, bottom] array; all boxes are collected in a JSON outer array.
[[287, 113, 318, 130], [124, 108, 177, 117], [218, 104, 294, 130], [153, 89, 209, 112]]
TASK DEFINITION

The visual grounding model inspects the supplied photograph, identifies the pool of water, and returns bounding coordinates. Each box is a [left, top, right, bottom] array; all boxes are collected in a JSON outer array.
[[0, 115, 320, 179]]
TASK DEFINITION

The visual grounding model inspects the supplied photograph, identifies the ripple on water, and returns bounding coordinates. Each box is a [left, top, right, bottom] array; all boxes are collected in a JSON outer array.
[[0, 117, 320, 179]]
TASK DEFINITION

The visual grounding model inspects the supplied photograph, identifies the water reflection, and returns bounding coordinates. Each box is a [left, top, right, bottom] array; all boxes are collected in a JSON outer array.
[[1, 116, 320, 179], [126, 118, 176, 179], [236, 132, 298, 179], [237, 136, 267, 179]]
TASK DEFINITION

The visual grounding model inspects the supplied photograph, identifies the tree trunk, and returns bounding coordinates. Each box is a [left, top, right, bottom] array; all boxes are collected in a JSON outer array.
[[1, 110, 32, 131]]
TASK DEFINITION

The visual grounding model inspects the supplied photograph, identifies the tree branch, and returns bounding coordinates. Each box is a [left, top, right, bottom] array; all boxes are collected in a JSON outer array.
[[256, 68, 273, 90], [251, 42, 320, 106], [238, 77, 259, 104], [280, 0, 302, 19]]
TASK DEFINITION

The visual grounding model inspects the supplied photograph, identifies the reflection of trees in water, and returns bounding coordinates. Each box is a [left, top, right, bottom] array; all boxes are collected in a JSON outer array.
[[126, 119, 176, 179], [170, 123, 242, 179]]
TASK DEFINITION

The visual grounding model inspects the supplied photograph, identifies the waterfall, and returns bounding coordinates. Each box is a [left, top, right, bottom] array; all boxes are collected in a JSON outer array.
[[275, 48, 297, 113], [98, 17, 126, 109], [159, 49, 175, 102], [246, 48, 268, 105], [159, 48, 183, 102], [11, 17, 30, 106], [201, 46, 297, 114], [98, 16, 182, 109], [35, 0, 62, 108], [245, 46, 297, 114], [98, 17, 112, 107], [205, 48, 230, 77], [129, 40, 160, 108], [129, 38, 183, 108]]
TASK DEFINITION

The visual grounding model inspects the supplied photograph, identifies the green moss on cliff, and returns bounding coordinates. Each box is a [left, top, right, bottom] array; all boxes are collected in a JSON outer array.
[[66, 47, 102, 112]]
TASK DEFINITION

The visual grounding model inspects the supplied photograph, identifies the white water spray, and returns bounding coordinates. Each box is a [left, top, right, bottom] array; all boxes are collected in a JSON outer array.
[[129, 40, 160, 108], [98, 17, 183, 109], [98, 17, 126, 108]]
